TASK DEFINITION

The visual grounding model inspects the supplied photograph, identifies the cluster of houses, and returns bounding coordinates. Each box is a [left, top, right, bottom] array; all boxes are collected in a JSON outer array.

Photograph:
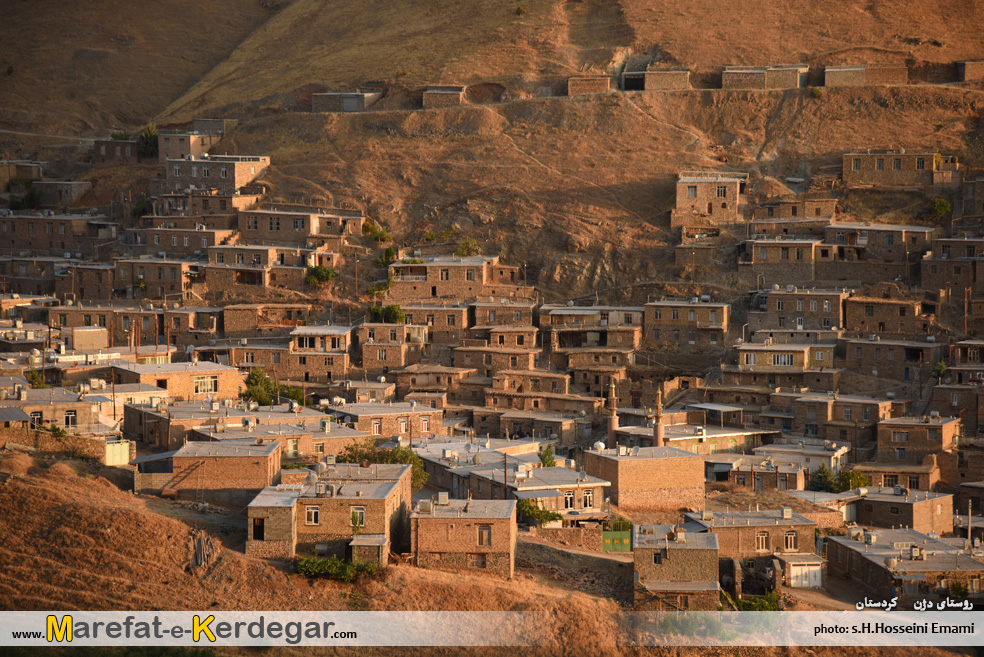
[[6, 108, 984, 611]]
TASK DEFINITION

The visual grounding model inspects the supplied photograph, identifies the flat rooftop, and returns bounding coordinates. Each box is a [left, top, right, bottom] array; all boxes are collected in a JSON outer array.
[[412, 498, 515, 519]]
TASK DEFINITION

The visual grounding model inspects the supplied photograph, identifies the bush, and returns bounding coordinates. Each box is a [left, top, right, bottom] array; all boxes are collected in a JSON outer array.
[[49, 424, 68, 438], [930, 197, 952, 220], [296, 556, 376, 582], [337, 438, 428, 491], [26, 369, 48, 388], [111, 131, 132, 141], [305, 265, 338, 286], [734, 590, 780, 611], [835, 469, 871, 493], [515, 5, 525, 15], [9, 186, 41, 210], [454, 238, 480, 257], [131, 198, 149, 219], [516, 498, 562, 526], [537, 445, 557, 467], [366, 304, 405, 324], [137, 123, 158, 159], [811, 87, 822, 99], [950, 581, 969, 598], [376, 246, 397, 268], [424, 231, 436, 242], [362, 220, 392, 243]]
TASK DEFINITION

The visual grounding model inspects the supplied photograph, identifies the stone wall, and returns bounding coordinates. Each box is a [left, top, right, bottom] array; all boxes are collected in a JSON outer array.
[[568, 77, 611, 95], [527, 525, 603, 552]]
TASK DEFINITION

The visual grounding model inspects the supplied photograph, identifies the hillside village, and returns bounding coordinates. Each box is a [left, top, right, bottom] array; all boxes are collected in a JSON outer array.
[[6, 12, 984, 624]]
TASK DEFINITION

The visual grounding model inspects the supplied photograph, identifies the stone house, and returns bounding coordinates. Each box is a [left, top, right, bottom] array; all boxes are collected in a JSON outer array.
[[747, 287, 850, 333], [154, 188, 261, 217], [854, 487, 953, 535], [246, 462, 412, 561], [842, 150, 961, 188], [839, 337, 942, 387], [0, 387, 101, 433], [671, 171, 748, 227], [471, 298, 538, 327], [721, 65, 807, 89], [92, 138, 139, 167], [113, 257, 202, 300], [237, 207, 363, 247], [422, 85, 467, 108], [875, 415, 959, 465], [312, 90, 384, 113], [165, 154, 270, 195], [158, 131, 222, 163], [386, 255, 533, 302], [684, 508, 818, 566], [321, 401, 442, 439], [632, 525, 721, 611], [223, 303, 317, 338], [358, 323, 428, 375], [824, 66, 908, 87], [921, 235, 984, 297], [582, 445, 704, 510], [132, 438, 282, 506], [410, 498, 517, 578], [643, 298, 729, 349], [827, 528, 984, 599], [190, 421, 369, 459], [567, 77, 611, 95], [467, 463, 609, 522], [400, 303, 470, 343], [145, 225, 236, 259], [723, 341, 839, 390]]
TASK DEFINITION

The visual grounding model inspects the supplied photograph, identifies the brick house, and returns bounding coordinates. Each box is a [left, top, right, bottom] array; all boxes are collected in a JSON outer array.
[[422, 85, 467, 107], [132, 438, 282, 506], [357, 323, 428, 375], [386, 255, 533, 302], [643, 299, 729, 350], [237, 207, 363, 246], [113, 257, 202, 300], [747, 287, 850, 333], [843, 288, 942, 340], [153, 188, 261, 217], [190, 421, 369, 459], [92, 138, 139, 167], [158, 131, 222, 163], [400, 303, 470, 343], [322, 401, 442, 439], [165, 155, 270, 195], [633, 525, 720, 611], [854, 487, 953, 535], [112, 361, 243, 401], [839, 337, 942, 387], [671, 171, 748, 227], [567, 76, 611, 95], [246, 462, 412, 561], [467, 464, 609, 523], [738, 237, 825, 287], [410, 498, 517, 578], [921, 235, 984, 298], [752, 198, 838, 223], [471, 298, 538, 327], [842, 150, 961, 188], [582, 445, 703, 510], [146, 225, 236, 258], [827, 528, 984, 600], [0, 212, 119, 259], [721, 65, 807, 89], [0, 387, 101, 433], [223, 303, 317, 338], [723, 341, 839, 390], [875, 415, 959, 465]]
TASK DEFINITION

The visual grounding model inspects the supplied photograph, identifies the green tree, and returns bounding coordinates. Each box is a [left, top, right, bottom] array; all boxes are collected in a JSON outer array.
[[351, 510, 363, 537], [111, 131, 132, 141], [10, 185, 41, 210], [131, 198, 149, 219], [516, 498, 561, 526], [454, 238, 480, 257], [25, 369, 48, 388], [376, 246, 397, 267], [931, 360, 948, 384], [930, 197, 952, 220], [366, 304, 405, 324], [809, 463, 837, 492], [305, 265, 338, 286], [137, 123, 159, 159], [835, 469, 871, 493], [537, 445, 557, 467], [336, 438, 428, 491]]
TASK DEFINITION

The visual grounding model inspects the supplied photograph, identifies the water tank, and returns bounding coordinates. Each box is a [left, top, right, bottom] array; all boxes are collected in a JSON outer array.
[[593, 441, 605, 452], [305, 472, 318, 485], [314, 462, 327, 474]]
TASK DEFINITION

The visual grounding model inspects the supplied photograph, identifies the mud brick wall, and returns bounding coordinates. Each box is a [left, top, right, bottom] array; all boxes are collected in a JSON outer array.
[[645, 71, 690, 90], [583, 451, 705, 510], [527, 526, 603, 552], [568, 77, 611, 95]]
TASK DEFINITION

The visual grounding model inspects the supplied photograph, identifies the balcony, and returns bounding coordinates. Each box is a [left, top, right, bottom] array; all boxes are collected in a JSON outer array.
[[391, 275, 427, 282]]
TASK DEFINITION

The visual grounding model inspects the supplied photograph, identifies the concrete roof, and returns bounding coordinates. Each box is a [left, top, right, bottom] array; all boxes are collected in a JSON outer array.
[[289, 325, 353, 335], [113, 361, 239, 374], [684, 509, 816, 529], [589, 445, 701, 461], [879, 415, 958, 426], [174, 439, 280, 459], [634, 525, 719, 550], [411, 498, 515, 520], [323, 402, 434, 416]]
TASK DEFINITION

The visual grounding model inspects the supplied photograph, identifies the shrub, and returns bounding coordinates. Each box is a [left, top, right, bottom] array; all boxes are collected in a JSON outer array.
[[401, 258, 426, 264], [10, 186, 41, 210], [131, 198, 149, 219], [454, 238, 480, 257], [537, 445, 557, 467], [366, 304, 405, 324], [362, 220, 392, 243], [111, 131, 132, 141], [835, 469, 871, 493], [26, 369, 48, 388], [376, 246, 397, 268], [305, 265, 338, 286], [515, 5, 525, 15], [950, 581, 969, 598], [49, 424, 68, 438], [516, 498, 562, 526], [337, 438, 428, 491], [930, 197, 952, 220], [137, 123, 158, 159], [296, 556, 375, 582], [734, 590, 780, 611], [424, 231, 436, 242], [811, 87, 822, 99]]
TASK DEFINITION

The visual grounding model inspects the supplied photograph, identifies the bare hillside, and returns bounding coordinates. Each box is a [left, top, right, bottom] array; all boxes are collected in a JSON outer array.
[[212, 85, 984, 303]]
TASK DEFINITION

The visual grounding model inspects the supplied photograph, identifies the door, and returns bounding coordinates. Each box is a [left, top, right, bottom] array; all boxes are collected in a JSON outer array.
[[796, 317, 804, 330], [341, 97, 360, 112], [755, 476, 764, 491], [252, 517, 265, 541]]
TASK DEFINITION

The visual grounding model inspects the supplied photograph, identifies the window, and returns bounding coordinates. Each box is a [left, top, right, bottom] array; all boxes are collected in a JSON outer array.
[[351, 506, 365, 528], [852, 158, 861, 171], [194, 375, 218, 394], [671, 309, 680, 321], [908, 476, 920, 489], [893, 158, 902, 171], [816, 351, 825, 361], [141, 317, 150, 331], [398, 417, 408, 433], [293, 218, 304, 231], [890, 506, 900, 516], [876, 157, 884, 171], [477, 525, 492, 546], [916, 157, 925, 170], [780, 247, 789, 261], [269, 217, 280, 231], [466, 269, 476, 281], [64, 411, 77, 427], [421, 416, 430, 432], [928, 429, 939, 441], [247, 217, 258, 230], [653, 552, 663, 565], [784, 531, 798, 551], [29, 411, 43, 429], [371, 419, 381, 435], [885, 234, 894, 246], [895, 448, 906, 460], [583, 489, 593, 508], [468, 553, 487, 569], [687, 185, 697, 198], [843, 406, 852, 420], [884, 475, 899, 487], [773, 353, 794, 367], [776, 300, 784, 311], [716, 185, 727, 198], [756, 532, 769, 551], [564, 490, 575, 510], [892, 431, 909, 443], [440, 268, 450, 281], [305, 506, 320, 525]]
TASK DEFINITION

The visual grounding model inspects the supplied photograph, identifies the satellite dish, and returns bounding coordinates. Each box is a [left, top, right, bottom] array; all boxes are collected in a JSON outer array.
[[632, 446, 640, 456], [465, 443, 473, 453]]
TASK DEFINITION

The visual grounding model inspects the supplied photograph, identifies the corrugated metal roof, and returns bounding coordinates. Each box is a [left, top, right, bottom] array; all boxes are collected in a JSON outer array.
[[0, 407, 31, 423]]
